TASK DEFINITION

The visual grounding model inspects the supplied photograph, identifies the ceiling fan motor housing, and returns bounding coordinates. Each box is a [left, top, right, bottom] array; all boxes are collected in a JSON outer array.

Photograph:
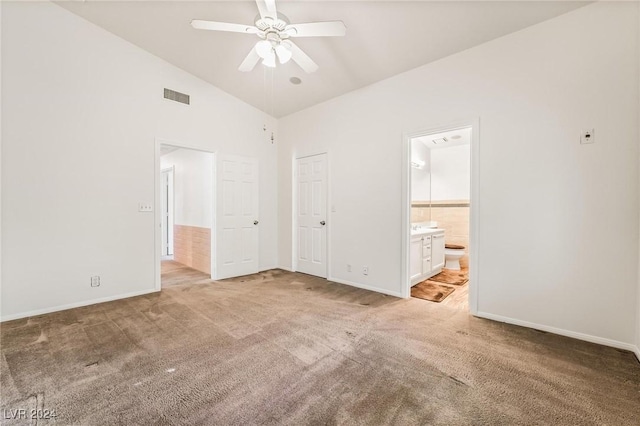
[[266, 32, 282, 43], [254, 12, 289, 33]]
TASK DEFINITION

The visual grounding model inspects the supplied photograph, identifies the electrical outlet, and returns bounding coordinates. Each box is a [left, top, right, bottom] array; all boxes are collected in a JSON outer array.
[[90, 276, 100, 287], [363, 266, 369, 275], [138, 202, 153, 212], [347, 264, 351, 272]]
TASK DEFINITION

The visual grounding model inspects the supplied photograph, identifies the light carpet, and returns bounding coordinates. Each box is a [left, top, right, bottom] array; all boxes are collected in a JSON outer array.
[[1, 269, 639, 425]]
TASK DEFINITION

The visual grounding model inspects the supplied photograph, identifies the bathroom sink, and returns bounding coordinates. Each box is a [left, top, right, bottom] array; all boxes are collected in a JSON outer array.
[[411, 227, 439, 235], [411, 221, 439, 235]]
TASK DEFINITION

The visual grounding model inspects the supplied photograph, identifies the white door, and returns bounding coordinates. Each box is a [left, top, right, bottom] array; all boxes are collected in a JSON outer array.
[[296, 154, 327, 278], [161, 168, 174, 256], [216, 155, 259, 279]]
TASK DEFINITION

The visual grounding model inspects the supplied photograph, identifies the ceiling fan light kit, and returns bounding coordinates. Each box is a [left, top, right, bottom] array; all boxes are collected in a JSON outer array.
[[255, 36, 292, 67], [191, 0, 346, 73], [275, 43, 292, 64], [255, 39, 272, 58], [262, 51, 276, 68]]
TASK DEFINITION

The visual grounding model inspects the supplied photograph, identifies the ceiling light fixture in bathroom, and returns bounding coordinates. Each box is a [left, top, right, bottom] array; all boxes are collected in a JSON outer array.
[[450, 134, 462, 140], [432, 137, 448, 144]]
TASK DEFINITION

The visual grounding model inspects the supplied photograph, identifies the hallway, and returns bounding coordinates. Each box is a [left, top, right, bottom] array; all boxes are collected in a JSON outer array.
[[161, 260, 211, 288]]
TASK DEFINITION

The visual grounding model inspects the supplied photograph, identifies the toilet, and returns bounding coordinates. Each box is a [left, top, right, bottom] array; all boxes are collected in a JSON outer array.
[[444, 244, 465, 270]]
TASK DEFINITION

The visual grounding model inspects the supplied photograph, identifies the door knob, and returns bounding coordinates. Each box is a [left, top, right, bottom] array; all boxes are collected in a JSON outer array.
[[254, 220, 259, 225], [320, 221, 326, 226]]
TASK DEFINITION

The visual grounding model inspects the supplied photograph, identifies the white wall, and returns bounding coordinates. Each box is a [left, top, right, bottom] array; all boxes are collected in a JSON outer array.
[[410, 141, 430, 202], [278, 2, 640, 347], [430, 145, 471, 201], [0, 1, 3, 316], [161, 149, 213, 229], [637, 4, 640, 360], [1, 1, 278, 320]]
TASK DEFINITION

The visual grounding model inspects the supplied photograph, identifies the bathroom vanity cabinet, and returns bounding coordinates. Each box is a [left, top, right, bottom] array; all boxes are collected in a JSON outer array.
[[410, 229, 445, 285]]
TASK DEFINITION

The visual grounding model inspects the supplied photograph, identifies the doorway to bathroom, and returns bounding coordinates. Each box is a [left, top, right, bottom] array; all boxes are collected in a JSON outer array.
[[402, 122, 479, 312]]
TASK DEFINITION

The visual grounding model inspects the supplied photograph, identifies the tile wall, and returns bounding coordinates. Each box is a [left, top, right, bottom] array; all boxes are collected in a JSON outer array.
[[173, 225, 211, 274]]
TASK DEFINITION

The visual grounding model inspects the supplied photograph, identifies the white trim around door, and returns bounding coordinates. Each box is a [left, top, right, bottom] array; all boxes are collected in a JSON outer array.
[[160, 166, 175, 257], [401, 119, 480, 315]]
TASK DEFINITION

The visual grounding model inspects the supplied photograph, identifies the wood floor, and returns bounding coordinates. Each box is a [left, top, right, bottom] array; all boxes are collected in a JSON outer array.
[[1, 267, 638, 424]]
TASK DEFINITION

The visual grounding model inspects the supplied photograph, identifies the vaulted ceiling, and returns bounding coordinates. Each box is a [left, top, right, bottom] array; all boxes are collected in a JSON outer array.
[[57, 1, 588, 117]]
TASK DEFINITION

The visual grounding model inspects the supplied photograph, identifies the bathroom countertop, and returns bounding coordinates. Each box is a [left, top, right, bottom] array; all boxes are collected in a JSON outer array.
[[411, 228, 444, 237]]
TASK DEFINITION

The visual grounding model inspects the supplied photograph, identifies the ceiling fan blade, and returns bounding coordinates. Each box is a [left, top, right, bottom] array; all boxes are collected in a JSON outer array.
[[265, 0, 277, 18], [238, 46, 261, 72], [284, 21, 346, 37], [191, 20, 260, 34], [255, 0, 268, 20], [255, 0, 277, 21], [287, 41, 318, 73]]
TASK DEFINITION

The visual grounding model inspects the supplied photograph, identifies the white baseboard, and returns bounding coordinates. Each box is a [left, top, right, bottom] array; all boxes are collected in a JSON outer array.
[[476, 311, 639, 355], [328, 276, 403, 298], [633, 346, 640, 362], [0, 288, 160, 322], [258, 265, 279, 272], [278, 267, 403, 298]]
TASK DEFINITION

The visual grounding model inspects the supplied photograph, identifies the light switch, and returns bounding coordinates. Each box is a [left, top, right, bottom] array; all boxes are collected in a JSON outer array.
[[138, 202, 153, 212]]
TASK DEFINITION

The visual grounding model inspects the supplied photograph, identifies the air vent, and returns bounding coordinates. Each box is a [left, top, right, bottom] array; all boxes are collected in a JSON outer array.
[[164, 88, 190, 105]]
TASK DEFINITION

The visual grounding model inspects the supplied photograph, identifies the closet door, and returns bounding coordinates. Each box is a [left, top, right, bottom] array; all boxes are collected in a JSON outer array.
[[296, 154, 328, 278]]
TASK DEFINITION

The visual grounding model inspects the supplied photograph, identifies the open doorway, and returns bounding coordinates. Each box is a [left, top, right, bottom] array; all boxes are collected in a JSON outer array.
[[159, 144, 214, 288], [404, 123, 477, 310]]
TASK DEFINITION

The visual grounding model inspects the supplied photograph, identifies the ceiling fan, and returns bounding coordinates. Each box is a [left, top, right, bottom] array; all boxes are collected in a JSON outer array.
[[191, 0, 346, 73]]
